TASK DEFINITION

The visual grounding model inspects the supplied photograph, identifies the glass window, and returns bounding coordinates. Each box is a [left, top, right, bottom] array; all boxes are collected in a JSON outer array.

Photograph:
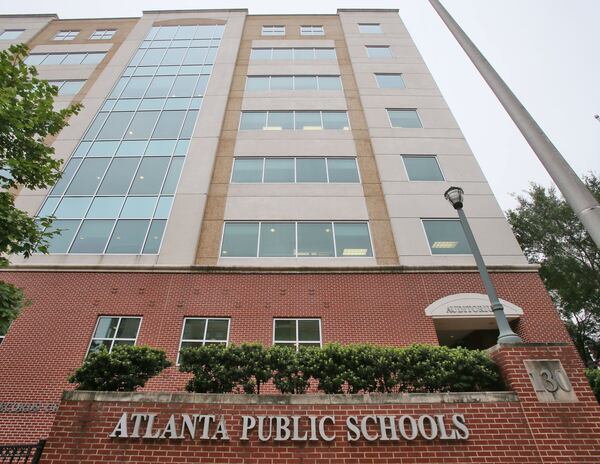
[[140, 48, 166, 66], [358, 23, 382, 34], [300, 26, 324, 36], [96, 158, 139, 195], [194, 75, 209, 95], [43, 54, 68, 65], [51, 159, 82, 195], [317, 76, 341, 90], [293, 48, 313, 60], [83, 112, 109, 141], [334, 222, 373, 257], [53, 30, 79, 41], [171, 75, 197, 97], [388, 109, 422, 128], [97, 112, 134, 140], [38, 197, 60, 216], [270, 76, 293, 90], [0, 29, 24, 40], [88, 316, 141, 354], [266, 111, 294, 130], [90, 29, 116, 40], [55, 197, 92, 218], [65, 158, 110, 195], [146, 75, 175, 97], [272, 48, 293, 60], [120, 197, 157, 218], [296, 158, 327, 182], [45, 219, 80, 253], [146, 139, 176, 156], [295, 76, 318, 90], [240, 112, 267, 130], [295, 112, 321, 130], [180, 110, 198, 137], [274, 319, 321, 350], [161, 47, 186, 66], [297, 223, 334, 257], [328, 158, 359, 183], [221, 222, 259, 257], [82, 53, 106, 65], [183, 47, 208, 65], [152, 110, 186, 138], [87, 197, 124, 218], [154, 197, 173, 218], [142, 219, 167, 253], [179, 318, 230, 358], [423, 219, 471, 254], [63, 53, 87, 65], [69, 219, 114, 253], [366, 46, 392, 58], [264, 158, 294, 182], [250, 48, 271, 60], [322, 111, 349, 130], [246, 76, 269, 91], [314, 48, 336, 59], [232, 158, 263, 183], [129, 157, 170, 194], [403, 156, 444, 181], [24, 54, 46, 65], [57, 80, 85, 95], [262, 25, 285, 36], [161, 158, 185, 194], [259, 222, 295, 257], [125, 111, 160, 140], [375, 74, 405, 89], [117, 140, 146, 157], [121, 76, 152, 98], [106, 219, 150, 253]]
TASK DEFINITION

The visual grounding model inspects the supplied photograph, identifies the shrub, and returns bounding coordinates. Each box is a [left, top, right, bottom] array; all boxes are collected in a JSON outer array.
[[586, 369, 600, 403], [268, 345, 310, 394], [179, 344, 241, 393], [237, 344, 272, 394], [68, 345, 171, 392]]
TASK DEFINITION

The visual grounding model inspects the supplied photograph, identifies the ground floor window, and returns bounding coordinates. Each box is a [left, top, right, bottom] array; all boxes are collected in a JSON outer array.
[[87, 316, 141, 355]]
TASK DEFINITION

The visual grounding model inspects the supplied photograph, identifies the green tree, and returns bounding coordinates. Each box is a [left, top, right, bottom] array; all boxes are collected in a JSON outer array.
[[0, 43, 81, 334], [506, 174, 600, 366]]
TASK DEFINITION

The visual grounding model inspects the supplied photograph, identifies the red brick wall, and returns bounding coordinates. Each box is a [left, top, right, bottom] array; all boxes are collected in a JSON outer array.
[[0, 270, 571, 442]]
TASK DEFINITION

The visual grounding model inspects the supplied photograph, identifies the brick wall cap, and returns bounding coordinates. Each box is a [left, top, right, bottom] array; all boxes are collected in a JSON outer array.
[[62, 391, 517, 404], [487, 342, 571, 353]]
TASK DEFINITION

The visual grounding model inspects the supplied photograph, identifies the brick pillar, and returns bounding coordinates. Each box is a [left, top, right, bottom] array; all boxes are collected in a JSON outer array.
[[490, 343, 600, 463]]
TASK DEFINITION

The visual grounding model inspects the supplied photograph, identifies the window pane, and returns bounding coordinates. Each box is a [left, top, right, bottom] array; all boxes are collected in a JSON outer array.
[[117, 141, 147, 157], [87, 141, 119, 157], [272, 48, 293, 60], [328, 158, 359, 183], [314, 48, 336, 59], [146, 139, 176, 156], [296, 158, 327, 182], [423, 220, 471, 254], [194, 75, 209, 96], [297, 223, 334, 257], [45, 219, 80, 253], [60, 80, 85, 95], [143, 219, 166, 253], [358, 24, 382, 33], [161, 158, 185, 194], [250, 49, 271, 60], [120, 197, 157, 218], [403, 156, 444, 181], [155, 26, 176, 40], [294, 76, 317, 90], [116, 318, 140, 338], [113, 99, 140, 111], [275, 320, 295, 342], [55, 197, 92, 217], [334, 223, 373, 257], [121, 77, 152, 98], [295, 112, 321, 130], [97, 157, 140, 195], [266, 112, 293, 130], [270, 76, 293, 90], [375, 74, 405, 89], [82, 53, 105, 64], [298, 320, 320, 341], [322, 111, 349, 130], [259, 222, 295, 257], [65, 158, 110, 195], [221, 223, 259, 257], [97, 112, 134, 140], [171, 75, 197, 97], [130, 157, 170, 194], [43, 54, 67, 64], [183, 47, 208, 65], [83, 112, 109, 141], [161, 47, 186, 65], [124, 111, 160, 139], [140, 48, 166, 66], [246, 76, 269, 91], [388, 110, 422, 128], [87, 197, 124, 218], [240, 112, 266, 130], [293, 48, 313, 60], [183, 318, 206, 340], [154, 197, 172, 218], [38, 197, 60, 216], [88, 339, 111, 353], [232, 158, 263, 183], [51, 159, 82, 195], [206, 320, 229, 340], [165, 98, 190, 110], [95, 317, 119, 338], [25, 54, 46, 65], [317, 76, 341, 90], [180, 110, 198, 138], [106, 219, 149, 253], [145, 76, 175, 97], [264, 158, 294, 182], [152, 110, 186, 138], [69, 219, 114, 253], [366, 46, 392, 58]]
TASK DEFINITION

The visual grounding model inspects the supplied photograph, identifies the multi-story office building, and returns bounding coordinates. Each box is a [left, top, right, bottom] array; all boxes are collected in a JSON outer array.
[[0, 9, 598, 463]]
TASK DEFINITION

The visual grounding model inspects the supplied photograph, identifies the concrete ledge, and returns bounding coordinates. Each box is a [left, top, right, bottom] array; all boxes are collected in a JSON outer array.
[[62, 391, 518, 405]]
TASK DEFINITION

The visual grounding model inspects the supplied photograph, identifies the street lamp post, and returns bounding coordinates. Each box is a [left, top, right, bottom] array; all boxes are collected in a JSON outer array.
[[444, 186, 523, 344]]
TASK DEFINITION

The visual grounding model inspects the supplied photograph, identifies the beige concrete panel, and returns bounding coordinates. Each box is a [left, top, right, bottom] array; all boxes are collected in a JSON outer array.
[[362, 107, 458, 130], [176, 138, 220, 195], [241, 96, 347, 111], [246, 64, 341, 75], [11, 252, 159, 267], [224, 196, 369, 221], [244, 90, 345, 99], [381, 181, 493, 197], [207, 63, 237, 96], [350, 62, 430, 74], [385, 193, 505, 219], [157, 193, 207, 266], [419, 109, 460, 129], [31, 43, 113, 53], [0, 16, 55, 50], [251, 39, 336, 48], [218, 257, 378, 267], [354, 73, 440, 94], [371, 137, 472, 155], [347, 45, 422, 62], [13, 193, 45, 217], [36, 67, 97, 81], [368, 128, 464, 139], [235, 130, 354, 142], [194, 95, 230, 136], [361, 95, 449, 110], [54, 97, 105, 142], [234, 139, 356, 156], [229, 184, 364, 197], [344, 37, 416, 47], [437, 155, 487, 181]]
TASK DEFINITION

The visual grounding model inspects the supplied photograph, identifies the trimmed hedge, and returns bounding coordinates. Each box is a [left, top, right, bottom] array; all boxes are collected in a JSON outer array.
[[586, 368, 600, 403], [68, 345, 171, 392], [179, 343, 504, 394]]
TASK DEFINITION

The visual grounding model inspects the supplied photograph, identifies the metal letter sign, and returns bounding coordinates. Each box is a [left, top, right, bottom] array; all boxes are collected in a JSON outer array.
[[523, 360, 577, 402]]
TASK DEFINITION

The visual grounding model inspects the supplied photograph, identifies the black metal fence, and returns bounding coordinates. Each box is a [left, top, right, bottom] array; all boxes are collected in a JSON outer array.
[[0, 440, 45, 463]]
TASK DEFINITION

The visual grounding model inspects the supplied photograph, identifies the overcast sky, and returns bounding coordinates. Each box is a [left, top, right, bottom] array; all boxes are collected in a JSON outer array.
[[2, 0, 598, 211]]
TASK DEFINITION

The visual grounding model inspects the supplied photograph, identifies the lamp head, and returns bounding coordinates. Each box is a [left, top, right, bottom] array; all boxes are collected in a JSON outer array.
[[444, 186, 464, 210]]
